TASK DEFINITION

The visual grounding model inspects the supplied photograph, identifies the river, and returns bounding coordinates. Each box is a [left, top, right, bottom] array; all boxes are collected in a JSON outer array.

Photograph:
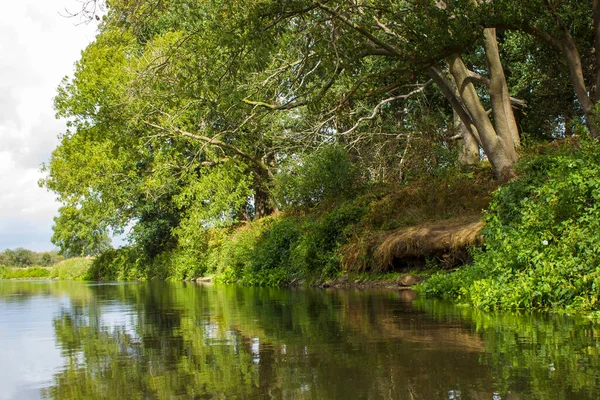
[[0, 280, 598, 399]]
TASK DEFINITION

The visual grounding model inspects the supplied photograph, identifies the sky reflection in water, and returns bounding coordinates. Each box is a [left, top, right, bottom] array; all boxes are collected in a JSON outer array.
[[0, 280, 598, 399]]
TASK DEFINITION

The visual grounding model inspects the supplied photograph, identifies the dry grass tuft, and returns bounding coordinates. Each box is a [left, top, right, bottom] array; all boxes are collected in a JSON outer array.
[[342, 217, 485, 272]]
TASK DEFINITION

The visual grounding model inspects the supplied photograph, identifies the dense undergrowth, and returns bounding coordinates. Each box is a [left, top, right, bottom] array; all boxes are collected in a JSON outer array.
[[81, 136, 600, 313], [88, 201, 368, 284], [87, 164, 496, 284], [419, 137, 600, 312]]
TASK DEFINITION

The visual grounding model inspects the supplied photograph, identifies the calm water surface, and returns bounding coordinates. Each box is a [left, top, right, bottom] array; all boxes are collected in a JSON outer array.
[[0, 280, 599, 399]]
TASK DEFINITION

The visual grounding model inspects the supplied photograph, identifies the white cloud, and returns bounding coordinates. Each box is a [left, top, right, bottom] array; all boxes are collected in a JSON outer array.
[[0, 0, 98, 251]]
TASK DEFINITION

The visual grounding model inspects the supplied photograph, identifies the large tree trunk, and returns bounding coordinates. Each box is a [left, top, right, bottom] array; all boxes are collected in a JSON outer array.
[[428, 66, 479, 140], [428, 66, 482, 163], [594, 0, 600, 103], [447, 53, 516, 180], [254, 184, 272, 219], [561, 33, 600, 138], [454, 111, 479, 165], [483, 28, 521, 150]]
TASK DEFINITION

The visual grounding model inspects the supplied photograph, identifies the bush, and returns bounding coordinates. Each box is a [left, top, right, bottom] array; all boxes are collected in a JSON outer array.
[[291, 202, 366, 276], [88, 248, 145, 280], [210, 202, 366, 286], [0, 266, 51, 279], [249, 219, 300, 277], [274, 145, 359, 208], [51, 258, 92, 280], [154, 249, 204, 281], [419, 138, 600, 311]]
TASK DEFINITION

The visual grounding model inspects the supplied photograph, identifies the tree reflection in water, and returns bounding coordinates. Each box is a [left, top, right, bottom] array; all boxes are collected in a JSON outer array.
[[3, 281, 597, 400]]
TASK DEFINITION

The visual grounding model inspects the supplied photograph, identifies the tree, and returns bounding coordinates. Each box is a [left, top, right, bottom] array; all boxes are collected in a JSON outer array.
[[51, 205, 113, 257], [45, 1, 287, 257], [4, 248, 36, 267], [40, 253, 53, 267], [226, 0, 522, 179], [46, 0, 599, 264], [486, 0, 600, 137]]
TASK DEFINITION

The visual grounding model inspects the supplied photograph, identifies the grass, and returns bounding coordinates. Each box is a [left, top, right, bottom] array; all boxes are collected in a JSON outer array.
[[0, 258, 92, 281], [337, 167, 497, 273], [0, 266, 52, 279]]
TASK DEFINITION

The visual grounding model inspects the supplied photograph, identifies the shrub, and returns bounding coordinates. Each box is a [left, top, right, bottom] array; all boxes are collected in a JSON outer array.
[[154, 249, 204, 282], [0, 266, 51, 279], [88, 248, 145, 280], [291, 202, 366, 277], [210, 202, 365, 285], [274, 145, 359, 208], [51, 258, 92, 280], [419, 138, 600, 311]]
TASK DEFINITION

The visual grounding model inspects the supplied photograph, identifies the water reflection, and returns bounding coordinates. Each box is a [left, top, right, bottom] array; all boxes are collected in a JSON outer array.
[[0, 281, 599, 399]]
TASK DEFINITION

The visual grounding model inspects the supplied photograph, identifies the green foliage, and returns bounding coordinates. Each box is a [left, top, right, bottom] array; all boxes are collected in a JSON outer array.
[[0, 249, 63, 268], [0, 266, 52, 279], [291, 202, 367, 276], [174, 162, 253, 249], [247, 218, 300, 280], [50, 258, 93, 281], [40, 0, 600, 313], [40, 253, 53, 267], [211, 202, 366, 285], [152, 249, 204, 281], [274, 145, 359, 208], [88, 248, 145, 281], [419, 138, 600, 311], [211, 217, 298, 285], [3, 248, 36, 267], [0, 258, 91, 280], [88, 246, 205, 282], [51, 205, 113, 257]]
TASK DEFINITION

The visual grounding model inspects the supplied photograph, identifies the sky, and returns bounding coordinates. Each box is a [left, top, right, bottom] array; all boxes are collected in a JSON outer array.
[[0, 1, 99, 251]]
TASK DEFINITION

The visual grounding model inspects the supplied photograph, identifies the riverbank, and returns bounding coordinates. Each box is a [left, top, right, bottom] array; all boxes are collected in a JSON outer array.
[[420, 137, 600, 312], [80, 138, 600, 313], [86, 166, 496, 286], [0, 258, 92, 280], [20, 138, 600, 313]]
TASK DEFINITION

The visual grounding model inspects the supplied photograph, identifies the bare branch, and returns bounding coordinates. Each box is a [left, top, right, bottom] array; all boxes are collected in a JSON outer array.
[[339, 80, 433, 136], [315, 2, 403, 58], [243, 65, 343, 110], [60, 0, 106, 25]]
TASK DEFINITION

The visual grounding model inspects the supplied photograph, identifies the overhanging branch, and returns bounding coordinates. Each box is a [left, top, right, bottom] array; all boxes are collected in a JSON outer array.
[[339, 80, 433, 136], [143, 121, 273, 179]]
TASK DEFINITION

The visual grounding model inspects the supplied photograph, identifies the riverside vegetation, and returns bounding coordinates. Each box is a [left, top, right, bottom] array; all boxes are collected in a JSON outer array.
[[0, 258, 92, 280], [39, 0, 600, 312]]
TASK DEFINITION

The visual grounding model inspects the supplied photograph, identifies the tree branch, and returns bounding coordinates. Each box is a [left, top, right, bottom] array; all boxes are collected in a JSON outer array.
[[339, 80, 432, 136], [467, 70, 526, 108], [315, 2, 403, 58], [143, 121, 273, 179], [243, 65, 342, 110]]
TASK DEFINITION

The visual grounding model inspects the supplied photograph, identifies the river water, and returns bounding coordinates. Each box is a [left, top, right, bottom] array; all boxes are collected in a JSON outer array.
[[0, 280, 599, 399]]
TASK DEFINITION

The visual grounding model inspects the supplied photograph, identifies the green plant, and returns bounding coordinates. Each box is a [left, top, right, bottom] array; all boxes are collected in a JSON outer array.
[[87, 248, 145, 280], [0, 266, 52, 279], [51, 258, 92, 280], [419, 138, 600, 311], [274, 145, 359, 208]]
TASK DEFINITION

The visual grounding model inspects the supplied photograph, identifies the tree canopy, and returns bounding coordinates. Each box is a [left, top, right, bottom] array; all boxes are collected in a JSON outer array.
[[44, 0, 600, 263]]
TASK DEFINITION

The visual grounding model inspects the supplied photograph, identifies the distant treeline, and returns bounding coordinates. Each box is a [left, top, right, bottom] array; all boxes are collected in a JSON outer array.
[[0, 249, 63, 268]]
